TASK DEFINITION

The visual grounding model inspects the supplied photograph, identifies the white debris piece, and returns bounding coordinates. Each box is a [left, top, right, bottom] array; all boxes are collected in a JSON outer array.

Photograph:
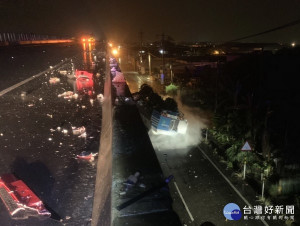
[[47, 114, 53, 118], [62, 129, 68, 134], [20, 91, 26, 97], [49, 77, 60, 84], [0, 133, 3, 136], [39, 98, 43, 101], [50, 129, 55, 132], [57, 127, 61, 131], [65, 216, 71, 220], [126, 172, 140, 184], [97, 94, 104, 102], [49, 66, 53, 69], [139, 183, 146, 188], [48, 138, 52, 141], [82, 105, 86, 109], [90, 99, 94, 105], [58, 91, 78, 99], [72, 126, 86, 135], [78, 132, 87, 138], [28, 104, 34, 107], [59, 70, 67, 75]]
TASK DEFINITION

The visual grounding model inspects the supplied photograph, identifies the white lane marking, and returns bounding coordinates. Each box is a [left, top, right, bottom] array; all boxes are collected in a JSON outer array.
[[0, 60, 68, 97], [174, 181, 194, 222], [197, 146, 269, 226], [137, 75, 142, 82]]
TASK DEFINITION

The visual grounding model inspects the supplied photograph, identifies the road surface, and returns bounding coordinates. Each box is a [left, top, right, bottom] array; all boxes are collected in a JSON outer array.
[[0, 44, 105, 225]]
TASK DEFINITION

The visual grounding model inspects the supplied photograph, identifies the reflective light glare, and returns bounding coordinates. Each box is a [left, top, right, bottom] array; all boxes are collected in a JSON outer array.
[[291, 42, 296, 47]]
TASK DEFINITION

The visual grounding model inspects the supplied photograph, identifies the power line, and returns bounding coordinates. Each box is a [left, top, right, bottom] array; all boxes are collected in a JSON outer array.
[[227, 18, 300, 42]]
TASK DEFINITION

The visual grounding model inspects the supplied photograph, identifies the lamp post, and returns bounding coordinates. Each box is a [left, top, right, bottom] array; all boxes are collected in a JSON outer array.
[[148, 53, 152, 76]]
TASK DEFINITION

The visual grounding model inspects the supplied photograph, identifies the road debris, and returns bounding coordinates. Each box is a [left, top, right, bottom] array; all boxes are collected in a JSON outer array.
[[47, 114, 53, 118], [97, 94, 104, 103], [124, 172, 140, 186], [59, 70, 68, 75], [76, 151, 98, 160], [72, 126, 86, 135], [58, 91, 78, 99], [78, 132, 87, 138], [49, 77, 60, 84], [0, 174, 51, 218]]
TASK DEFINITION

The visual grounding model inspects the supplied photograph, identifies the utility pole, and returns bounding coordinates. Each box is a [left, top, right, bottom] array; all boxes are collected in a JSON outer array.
[[139, 31, 143, 48], [157, 33, 165, 74], [161, 33, 165, 74]]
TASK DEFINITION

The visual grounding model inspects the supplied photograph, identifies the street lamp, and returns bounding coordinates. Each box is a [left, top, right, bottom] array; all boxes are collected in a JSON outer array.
[[112, 48, 118, 56]]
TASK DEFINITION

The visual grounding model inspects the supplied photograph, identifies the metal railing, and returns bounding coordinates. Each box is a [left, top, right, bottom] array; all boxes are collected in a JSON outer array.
[[0, 32, 72, 45]]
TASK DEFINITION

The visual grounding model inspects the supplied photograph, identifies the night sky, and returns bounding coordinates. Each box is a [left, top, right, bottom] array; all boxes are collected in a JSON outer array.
[[1, 0, 300, 43]]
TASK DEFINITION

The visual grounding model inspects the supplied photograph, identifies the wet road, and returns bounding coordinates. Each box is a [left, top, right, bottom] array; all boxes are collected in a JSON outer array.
[[124, 72, 285, 226], [0, 44, 105, 225], [0, 44, 81, 91]]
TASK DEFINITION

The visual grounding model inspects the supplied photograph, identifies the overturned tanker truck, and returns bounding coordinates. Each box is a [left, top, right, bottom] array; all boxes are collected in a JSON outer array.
[[133, 84, 188, 135]]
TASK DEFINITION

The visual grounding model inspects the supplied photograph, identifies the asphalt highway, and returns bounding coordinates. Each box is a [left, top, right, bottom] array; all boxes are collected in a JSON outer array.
[[0, 44, 105, 225]]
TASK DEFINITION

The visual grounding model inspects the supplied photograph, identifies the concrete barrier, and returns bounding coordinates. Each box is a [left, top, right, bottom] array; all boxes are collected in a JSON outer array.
[[92, 54, 112, 226]]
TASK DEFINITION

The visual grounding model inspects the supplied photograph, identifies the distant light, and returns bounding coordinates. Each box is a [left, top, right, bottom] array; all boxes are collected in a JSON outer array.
[[108, 42, 113, 47], [291, 42, 296, 47], [82, 38, 86, 42], [213, 50, 220, 55], [159, 49, 164, 54], [118, 45, 121, 49], [112, 49, 118, 55]]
